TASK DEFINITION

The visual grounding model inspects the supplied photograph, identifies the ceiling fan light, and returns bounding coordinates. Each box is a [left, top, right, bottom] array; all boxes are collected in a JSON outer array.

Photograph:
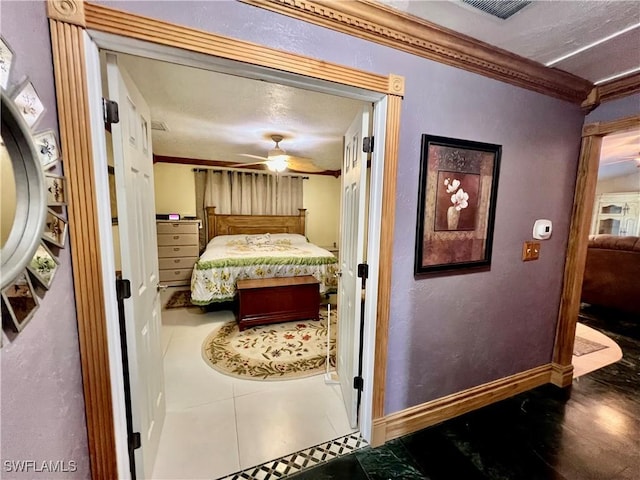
[[267, 157, 287, 172]]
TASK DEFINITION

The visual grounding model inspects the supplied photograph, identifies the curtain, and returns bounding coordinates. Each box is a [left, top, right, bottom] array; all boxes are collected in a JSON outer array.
[[194, 170, 207, 251], [203, 170, 303, 216]]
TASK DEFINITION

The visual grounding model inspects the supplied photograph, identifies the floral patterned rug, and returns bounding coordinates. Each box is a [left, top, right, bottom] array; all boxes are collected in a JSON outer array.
[[202, 307, 336, 380], [164, 290, 192, 309]]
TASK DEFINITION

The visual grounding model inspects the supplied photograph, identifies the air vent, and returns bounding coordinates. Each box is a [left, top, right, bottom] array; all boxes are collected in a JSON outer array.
[[460, 0, 531, 19], [151, 120, 169, 131]]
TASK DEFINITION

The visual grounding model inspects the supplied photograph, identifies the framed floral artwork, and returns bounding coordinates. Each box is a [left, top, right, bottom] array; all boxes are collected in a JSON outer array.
[[44, 173, 67, 206], [1, 271, 39, 332], [42, 208, 68, 248], [415, 134, 501, 275], [26, 242, 60, 290]]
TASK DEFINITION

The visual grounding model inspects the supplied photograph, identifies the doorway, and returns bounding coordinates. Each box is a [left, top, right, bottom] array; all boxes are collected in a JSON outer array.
[[103, 50, 374, 478], [80, 31, 398, 480]]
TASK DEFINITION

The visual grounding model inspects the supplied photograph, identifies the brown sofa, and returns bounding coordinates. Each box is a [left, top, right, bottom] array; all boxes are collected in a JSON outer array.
[[581, 235, 640, 314]]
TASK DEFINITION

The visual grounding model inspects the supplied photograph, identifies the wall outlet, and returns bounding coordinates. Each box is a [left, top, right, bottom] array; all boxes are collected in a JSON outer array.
[[522, 241, 541, 261]]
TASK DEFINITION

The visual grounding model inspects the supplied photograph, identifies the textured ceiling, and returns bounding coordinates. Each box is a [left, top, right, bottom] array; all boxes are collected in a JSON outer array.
[[599, 128, 640, 180], [116, 54, 365, 171], [377, 0, 640, 83]]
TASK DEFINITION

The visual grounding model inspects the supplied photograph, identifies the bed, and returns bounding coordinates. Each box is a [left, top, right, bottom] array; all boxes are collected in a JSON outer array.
[[190, 207, 339, 305]]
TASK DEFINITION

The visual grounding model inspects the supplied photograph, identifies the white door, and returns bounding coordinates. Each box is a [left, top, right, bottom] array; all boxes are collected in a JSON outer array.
[[106, 53, 166, 479], [337, 107, 370, 428]]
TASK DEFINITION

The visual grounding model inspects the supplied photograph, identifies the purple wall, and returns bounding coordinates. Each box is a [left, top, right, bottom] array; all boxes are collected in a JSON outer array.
[[0, 2, 90, 478], [585, 93, 640, 123], [105, 0, 584, 413], [0, 7, 585, 473]]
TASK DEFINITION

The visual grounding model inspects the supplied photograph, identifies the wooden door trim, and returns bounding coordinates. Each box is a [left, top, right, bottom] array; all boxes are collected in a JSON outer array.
[[552, 113, 640, 386], [49, 1, 399, 475]]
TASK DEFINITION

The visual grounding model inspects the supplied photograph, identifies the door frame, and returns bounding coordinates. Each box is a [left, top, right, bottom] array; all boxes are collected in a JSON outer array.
[[552, 113, 640, 386], [48, 2, 402, 478]]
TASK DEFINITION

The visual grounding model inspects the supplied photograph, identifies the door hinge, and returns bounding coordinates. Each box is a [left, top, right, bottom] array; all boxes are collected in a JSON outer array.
[[357, 263, 369, 279], [353, 376, 364, 391], [116, 278, 131, 301], [362, 136, 374, 153], [103, 98, 120, 125], [129, 432, 141, 451]]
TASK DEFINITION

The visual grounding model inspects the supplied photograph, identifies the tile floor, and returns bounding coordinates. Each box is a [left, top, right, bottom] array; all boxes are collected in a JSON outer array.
[[151, 289, 356, 480]]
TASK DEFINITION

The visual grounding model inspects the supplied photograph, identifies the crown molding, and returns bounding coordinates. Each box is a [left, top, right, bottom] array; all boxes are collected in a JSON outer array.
[[598, 72, 640, 104], [239, 0, 593, 104], [47, 0, 85, 27], [153, 154, 341, 177]]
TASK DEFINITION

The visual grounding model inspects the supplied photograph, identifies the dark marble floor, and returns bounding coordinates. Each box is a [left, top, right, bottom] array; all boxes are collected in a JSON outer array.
[[291, 306, 640, 480]]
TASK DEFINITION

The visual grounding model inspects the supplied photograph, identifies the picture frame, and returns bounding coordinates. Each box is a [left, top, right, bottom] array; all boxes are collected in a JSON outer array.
[[33, 129, 60, 168], [44, 173, 67, 206], [12, 81, 45, 128], [1, 271, 40, 332], [42, 208, 68, 248], [26, 242, 60, 290], [0, 36, 14, 91], [415, 134, 501, 275]]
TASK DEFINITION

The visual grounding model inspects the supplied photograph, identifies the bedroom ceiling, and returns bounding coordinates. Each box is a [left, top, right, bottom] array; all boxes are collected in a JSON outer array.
[[116, 54, 365, 172], [377, 0, 640, 84]]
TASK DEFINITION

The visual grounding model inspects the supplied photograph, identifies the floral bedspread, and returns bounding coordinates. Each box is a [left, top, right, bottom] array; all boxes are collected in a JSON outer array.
[[190, 239, 338, 305]]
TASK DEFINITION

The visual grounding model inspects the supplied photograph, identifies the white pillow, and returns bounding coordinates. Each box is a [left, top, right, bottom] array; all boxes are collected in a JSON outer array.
[[208, 234, 248, 246], [246, 233, 271, 245], [269, 233, 308, 244]]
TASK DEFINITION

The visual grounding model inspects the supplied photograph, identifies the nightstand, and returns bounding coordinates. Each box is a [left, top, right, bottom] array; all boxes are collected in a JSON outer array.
[[321, 246, 339, 257]]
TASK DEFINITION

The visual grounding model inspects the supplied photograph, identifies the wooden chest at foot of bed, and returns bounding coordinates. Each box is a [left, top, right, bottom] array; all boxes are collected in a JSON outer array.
[[236, 276, 320, 331]]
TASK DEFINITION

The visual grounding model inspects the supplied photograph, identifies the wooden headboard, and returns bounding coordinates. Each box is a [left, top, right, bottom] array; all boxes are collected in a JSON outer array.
[[206, 207, 306, 242]]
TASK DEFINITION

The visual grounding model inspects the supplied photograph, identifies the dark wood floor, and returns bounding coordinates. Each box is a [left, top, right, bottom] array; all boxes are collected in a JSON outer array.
[[291, 306, 640, 479]]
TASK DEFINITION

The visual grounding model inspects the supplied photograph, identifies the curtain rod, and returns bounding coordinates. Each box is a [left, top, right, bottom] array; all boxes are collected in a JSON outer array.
[[192, 167, 308, 179]]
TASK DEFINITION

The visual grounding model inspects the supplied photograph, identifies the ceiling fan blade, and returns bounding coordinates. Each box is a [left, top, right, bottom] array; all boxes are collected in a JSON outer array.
[[286, 156, 326, 173], [238, 153, 269, 161]]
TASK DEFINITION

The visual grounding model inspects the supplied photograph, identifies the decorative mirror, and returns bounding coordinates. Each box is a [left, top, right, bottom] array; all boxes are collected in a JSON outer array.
[[0, 91, 46, 290], [1, 36, 68, 339]]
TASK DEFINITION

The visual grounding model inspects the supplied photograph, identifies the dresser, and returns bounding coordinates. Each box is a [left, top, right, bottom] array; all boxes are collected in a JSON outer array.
[[156, 220, 200, 287], [590, 192, 640, 237]]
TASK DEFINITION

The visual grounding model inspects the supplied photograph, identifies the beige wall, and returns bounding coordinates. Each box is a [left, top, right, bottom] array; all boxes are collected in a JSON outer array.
[[303, 174, 341, 247], [596, 171, 640, 194], [151, 166, 341, 247], [1, 141, 17, 247], [153, 163, 197, 216]]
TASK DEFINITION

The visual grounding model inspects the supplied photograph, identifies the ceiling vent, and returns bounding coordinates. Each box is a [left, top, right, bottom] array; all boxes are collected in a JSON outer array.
[[151, 120, 169, 132], [460, 0, 531, 20]]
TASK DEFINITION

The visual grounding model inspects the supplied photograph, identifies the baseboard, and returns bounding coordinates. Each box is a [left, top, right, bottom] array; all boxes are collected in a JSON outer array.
[[550, 363, 574, 388], [375, 364, 554, 442]]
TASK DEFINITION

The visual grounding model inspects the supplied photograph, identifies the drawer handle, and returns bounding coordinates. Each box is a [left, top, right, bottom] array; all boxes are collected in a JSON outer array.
[[173, 247, 180, 251], [174, 259, 180, 263], [172, 223, 180, 227], [174, 271, 180, 275], [173, 235, 179, 240]]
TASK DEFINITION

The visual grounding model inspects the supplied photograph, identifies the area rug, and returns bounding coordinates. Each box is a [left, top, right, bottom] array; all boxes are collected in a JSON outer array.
[[202, 307, 336, 380], [573, 336, 608, 357], [164, 289, 192, 309]]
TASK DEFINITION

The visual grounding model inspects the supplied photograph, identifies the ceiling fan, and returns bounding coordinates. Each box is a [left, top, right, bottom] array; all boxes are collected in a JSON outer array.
[[238, 134, 325, 173]]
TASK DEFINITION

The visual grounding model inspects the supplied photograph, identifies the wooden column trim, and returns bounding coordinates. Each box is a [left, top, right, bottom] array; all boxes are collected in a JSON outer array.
[[83, 2, 391, 95], [239, 0, 593, 104], [554, 113, 640, 371], [49, 19, 116, 479], [47, 0, 86, 26], [553, 135, 602, 368], [372, 94, 401, 421]]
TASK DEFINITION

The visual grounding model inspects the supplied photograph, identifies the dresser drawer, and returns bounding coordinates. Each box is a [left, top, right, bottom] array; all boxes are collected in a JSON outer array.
[[158, 245, 199, 258], [159, 268, 193, 283], [158, 257, 198, 270], [157, 222, 199, 234], [157, 233, 199, 247]]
